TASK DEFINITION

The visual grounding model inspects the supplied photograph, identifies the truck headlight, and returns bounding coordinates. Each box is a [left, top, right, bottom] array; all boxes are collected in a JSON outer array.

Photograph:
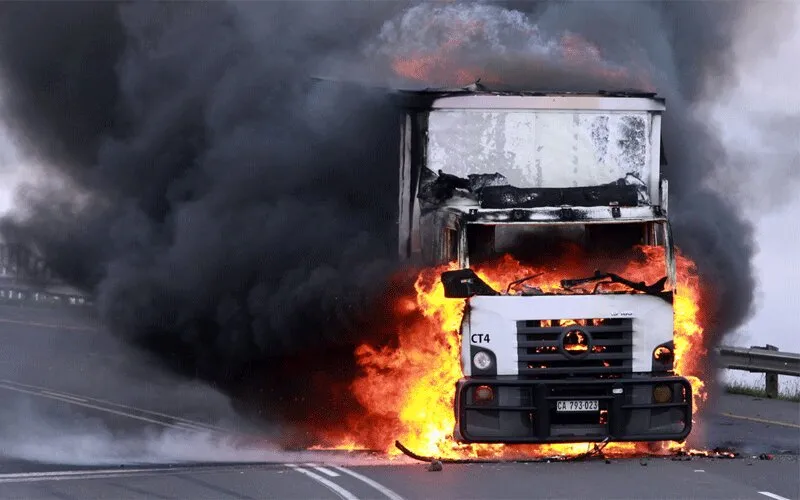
[[654, 345, 674, 364], [473, 351, 493, 371], [652, 341, 675, 373]]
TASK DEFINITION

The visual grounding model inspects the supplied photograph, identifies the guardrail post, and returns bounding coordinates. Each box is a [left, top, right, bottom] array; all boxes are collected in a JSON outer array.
[[753, 344, 780, 398]]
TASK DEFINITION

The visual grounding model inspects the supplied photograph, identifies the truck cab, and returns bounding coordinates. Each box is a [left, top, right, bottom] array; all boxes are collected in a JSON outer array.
[[396, 87, 692, 444]]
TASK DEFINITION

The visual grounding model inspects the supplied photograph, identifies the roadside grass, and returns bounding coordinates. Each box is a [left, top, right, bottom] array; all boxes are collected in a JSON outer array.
[[725, 378, 800, 403]]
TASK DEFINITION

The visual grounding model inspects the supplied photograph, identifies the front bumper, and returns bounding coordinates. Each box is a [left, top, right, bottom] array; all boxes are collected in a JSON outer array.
[[454, 376, 692, 443]]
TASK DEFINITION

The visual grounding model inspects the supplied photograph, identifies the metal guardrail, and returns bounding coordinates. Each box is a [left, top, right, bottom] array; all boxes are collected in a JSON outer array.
[[718, 345, 800, 377], [717, 344, 800, 398]]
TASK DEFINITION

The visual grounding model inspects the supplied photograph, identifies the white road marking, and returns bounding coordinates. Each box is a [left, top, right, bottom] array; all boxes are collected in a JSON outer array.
[[721, 412, 800, 429], [0, 467, 180, 484], [0, 469, 164, 479], [39, 390, 87, 403], [0, 379, 225, 433], [306, 464, 340, 477], [759, 492, 791, 500], [693, 469, 705, 472], [0, 317, 97, 332], [286, 464, 359, 500], [332, 466, 405, 500], [0, 382, 194, 432], [0, 465, 261, 484]]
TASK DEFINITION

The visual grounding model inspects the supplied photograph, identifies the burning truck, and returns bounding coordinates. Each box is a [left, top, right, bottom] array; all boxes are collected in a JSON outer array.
[[392, 84, 693, 446]]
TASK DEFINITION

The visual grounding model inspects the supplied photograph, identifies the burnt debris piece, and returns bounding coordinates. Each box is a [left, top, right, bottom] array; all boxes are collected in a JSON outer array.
[[427, 460, 443, 472], [417, 168, 644, 212], [396, 439, 744, 465], [560, 271, 672, 303], [441, 267, 670, 300], [441, 269, 499, 298], [395, 438, 612, 464]]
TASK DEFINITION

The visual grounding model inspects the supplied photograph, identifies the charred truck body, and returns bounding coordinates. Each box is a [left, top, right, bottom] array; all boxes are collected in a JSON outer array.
[[395, 88, 692, 444]]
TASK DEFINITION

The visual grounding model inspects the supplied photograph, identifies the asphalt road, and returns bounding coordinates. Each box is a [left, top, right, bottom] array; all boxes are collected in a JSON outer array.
[[0, 303, 797, 500], [0, 456, 797, 500]]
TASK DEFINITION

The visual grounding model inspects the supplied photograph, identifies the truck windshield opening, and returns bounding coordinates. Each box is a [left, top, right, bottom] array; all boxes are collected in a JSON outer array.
[[463, 221, 672, 299], [468, 223, 655, 265]]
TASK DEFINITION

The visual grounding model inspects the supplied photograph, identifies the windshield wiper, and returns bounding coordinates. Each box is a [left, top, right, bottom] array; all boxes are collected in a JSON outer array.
[[560, 271, 672, 303]]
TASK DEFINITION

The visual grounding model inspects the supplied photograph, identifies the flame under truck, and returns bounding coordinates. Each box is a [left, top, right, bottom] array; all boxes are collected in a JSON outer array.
[[395, 86, 692, 444]]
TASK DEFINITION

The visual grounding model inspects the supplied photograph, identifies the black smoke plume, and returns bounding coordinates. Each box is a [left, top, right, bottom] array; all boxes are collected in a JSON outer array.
[[0, 1, 758, 431], [0, 1, 414, 384]]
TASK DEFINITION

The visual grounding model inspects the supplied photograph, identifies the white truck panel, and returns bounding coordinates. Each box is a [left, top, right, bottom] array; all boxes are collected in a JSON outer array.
[[396, 94, 667, 261], [466, 294, 673, 374], [430, 95, 666, 112], [465, 302, 520, 375], [427, 109, 656, 198]]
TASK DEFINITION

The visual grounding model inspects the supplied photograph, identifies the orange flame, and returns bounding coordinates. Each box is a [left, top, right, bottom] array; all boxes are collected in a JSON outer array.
[[391, 19, 502, 86], [323, 245, 706, 460]]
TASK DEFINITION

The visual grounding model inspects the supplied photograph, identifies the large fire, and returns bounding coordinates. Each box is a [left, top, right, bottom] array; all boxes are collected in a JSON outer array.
[[311, 4, 699, 460], [318, 245, 707, 460]]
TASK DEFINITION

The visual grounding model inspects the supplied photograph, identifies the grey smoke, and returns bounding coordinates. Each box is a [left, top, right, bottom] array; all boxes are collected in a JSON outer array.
[[0, 397, 397, 466], [0, 0, 776, 424], [0, 394, 255, 466], [704, 2, 800, 216]]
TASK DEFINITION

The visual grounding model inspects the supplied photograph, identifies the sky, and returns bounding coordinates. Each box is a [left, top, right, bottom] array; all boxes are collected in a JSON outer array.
[[705, 2, 800, 351], [722, 201, 800, 393], [703, 2, 800, 392], [734, 203, 800, 353]]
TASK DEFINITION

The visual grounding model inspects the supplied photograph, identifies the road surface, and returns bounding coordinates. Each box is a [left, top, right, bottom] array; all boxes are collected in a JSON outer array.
[[0, 452, 797, 500], [0, 303, 797, 500]]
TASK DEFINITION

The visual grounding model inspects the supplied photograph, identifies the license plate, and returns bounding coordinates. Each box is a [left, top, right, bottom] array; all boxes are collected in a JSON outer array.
[[556, 399, 599, 412]]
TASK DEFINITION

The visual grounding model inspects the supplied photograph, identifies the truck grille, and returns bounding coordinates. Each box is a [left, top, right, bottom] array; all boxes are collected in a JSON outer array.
[[516, 318, 633, 378]]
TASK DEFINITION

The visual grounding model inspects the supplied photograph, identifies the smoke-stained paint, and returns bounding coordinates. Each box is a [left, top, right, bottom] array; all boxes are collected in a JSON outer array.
[[0, 1, 769, 432]]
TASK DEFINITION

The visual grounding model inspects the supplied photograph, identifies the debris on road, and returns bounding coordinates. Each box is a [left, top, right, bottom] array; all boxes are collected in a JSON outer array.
[[394, 440, 747, 465], [427, 460, 443, 472]]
